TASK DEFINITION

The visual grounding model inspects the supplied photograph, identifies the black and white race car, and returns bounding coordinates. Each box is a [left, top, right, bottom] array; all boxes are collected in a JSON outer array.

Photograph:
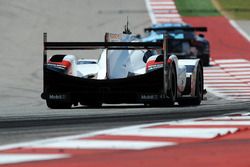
[[41, 32, 204, 108]]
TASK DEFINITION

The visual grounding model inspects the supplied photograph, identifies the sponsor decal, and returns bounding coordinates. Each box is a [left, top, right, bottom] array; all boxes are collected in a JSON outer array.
[[140, 94, 167, 100], [106, 33, 124, 42], [48, 94, 67, 100]]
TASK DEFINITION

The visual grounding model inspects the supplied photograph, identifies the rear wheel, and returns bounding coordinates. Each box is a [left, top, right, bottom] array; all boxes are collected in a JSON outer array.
[[194, 63, 204, 104], [178, 63, 203, 106], [202, 54, 210, 66], [166, 64, 177, 106]]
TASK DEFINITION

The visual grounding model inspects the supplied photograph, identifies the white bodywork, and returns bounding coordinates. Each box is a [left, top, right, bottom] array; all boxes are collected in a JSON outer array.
[[70, 49, 146, 79], [168, 56, 201, 97], [179, 59, 201, 97], [107, 49, 146, 79], [77, 59, 99, 78], [168, 55, 187, 93], [96, 50, 107, 79], [106, 33, 146, 79], [63, 33, 147, 80], [63, 55, 78, 76]]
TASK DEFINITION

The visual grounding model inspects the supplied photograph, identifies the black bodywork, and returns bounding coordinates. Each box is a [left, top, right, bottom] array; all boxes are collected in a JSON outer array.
[[43, 66, 167, 105]]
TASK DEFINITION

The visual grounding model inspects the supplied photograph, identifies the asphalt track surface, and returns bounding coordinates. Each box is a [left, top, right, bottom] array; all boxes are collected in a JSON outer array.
[[0, 0, 249, 148], [237, 20, 250, 37]]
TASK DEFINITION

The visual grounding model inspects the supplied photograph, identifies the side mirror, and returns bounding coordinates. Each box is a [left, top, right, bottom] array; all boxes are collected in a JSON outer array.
[[198, 34, 205, 38]]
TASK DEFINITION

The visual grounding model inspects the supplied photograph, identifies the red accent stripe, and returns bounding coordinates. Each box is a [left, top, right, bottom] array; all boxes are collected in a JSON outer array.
[[48, 60, 71, 69]]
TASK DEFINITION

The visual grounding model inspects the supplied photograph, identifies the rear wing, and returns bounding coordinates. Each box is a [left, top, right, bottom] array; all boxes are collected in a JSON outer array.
[[144, 27, 207, 33], [43, 33, 163, 64], [44, 42, 162, 50]]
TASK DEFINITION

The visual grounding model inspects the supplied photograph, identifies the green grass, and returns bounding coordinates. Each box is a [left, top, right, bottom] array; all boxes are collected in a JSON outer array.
[[216, 0, 250, 19], [175, 0, 221, 16]]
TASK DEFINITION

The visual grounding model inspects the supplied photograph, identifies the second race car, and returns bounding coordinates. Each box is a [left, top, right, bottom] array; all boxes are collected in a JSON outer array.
[[143, 23, 210, 66]]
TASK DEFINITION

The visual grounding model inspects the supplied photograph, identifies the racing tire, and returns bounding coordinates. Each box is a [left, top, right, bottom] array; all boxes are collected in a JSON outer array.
[[202, 54, 210, 66], [166, 64, 177, 106], [178, 63, 203, 106], [81, 100, 102, 108], [46, 100, 72, 109]]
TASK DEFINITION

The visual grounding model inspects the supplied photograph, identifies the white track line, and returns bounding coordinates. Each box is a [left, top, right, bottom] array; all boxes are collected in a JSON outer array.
[[204, 59, 250, 101], [145, 0, 183, 24], [214, 59, 249, 63], [0, 112, 248, 165], [229, 71, 250, 75], [205, 84, 249, 87], [233, 96, 250, 99], [228, 93, 250, 95], [207, 116, 250, 120], [152, 6, 176, 9], [235, 75, 250, 79], [145, 0, 157, 24], [205, 80, 244, 83], [30, 139, 175, 150], [229, 20, 250, 42], [204, 77, 237, 80], [224, 68, 250, 72], [204, 70, 227, 73], [204, 66, 221, 68], [215, 89, 250, 93], [204, 73, 231, 77], [107, 128, 238, 139], [154, 14, 181, 18], [241, 79, 250, 82], [0, 120, 188, 151], [208, 87, 250, 90], [0, 112, 246, 152], [150, 2, 174, 5], [219, 64, 250, 68], [169, 121, 250, 126], [156, 19, 183, 23], [0, 154, 70, 165]]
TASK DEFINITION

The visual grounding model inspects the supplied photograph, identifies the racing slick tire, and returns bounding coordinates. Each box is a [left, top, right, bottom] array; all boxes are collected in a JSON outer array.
[[46, 100, 72, 109], [178, 63, 203, 106], [202, 54, 210, 66], [80, 100, 102, 108], [166, 63, 177, 106]]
